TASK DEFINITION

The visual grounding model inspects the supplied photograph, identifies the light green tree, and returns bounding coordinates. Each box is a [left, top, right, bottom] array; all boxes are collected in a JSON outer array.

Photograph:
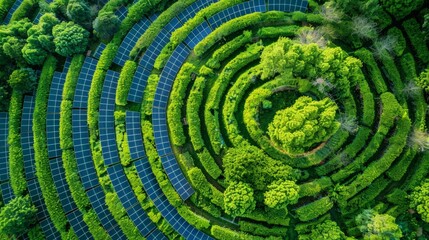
[[224, 182, 256, 217], [268, 96, 339, 154], [299, 220, 349, 240], [93, 11, 120, 41], [8, 68, 38, 93], [410, 179, 429, 222], [53, 21, 89, 56], [356, 209, 402, 240], [264, 180, 299, 209], [0, 196, 38, 236]]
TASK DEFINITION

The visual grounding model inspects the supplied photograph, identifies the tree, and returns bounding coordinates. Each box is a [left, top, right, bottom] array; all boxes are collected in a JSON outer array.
[[268, 96, 340, 154], [415, 68, 429, 92], [410, 179, 429, 222], [53, 21, 89, 56], [66, 0, 91, 27], [380, 0, 423, 19], [299, 220, 348, 240], [264, 180, 299, 209], [93, 11, 120, 40], [0, 195, 37, 236], [356, 209, 402, 239], [8, 68, 37, 93], [224, 182, 256, 217]]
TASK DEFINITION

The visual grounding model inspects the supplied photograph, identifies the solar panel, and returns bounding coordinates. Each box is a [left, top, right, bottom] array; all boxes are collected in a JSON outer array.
[[115, 6, 128, 21], [99, 71, 120, 166], [0, 182, 14, 204], [107, 165, 137, 210], [0, 113, 9, 181], [128, 203, 156, 236], [161, 154, 194, 200], [134, 158, 212, 240], [184, 21, 212, 49], [27, 179, 49, 220], [73, 57, 98, 109], [67, 210, 93, 240], [21, 95, 35, 133], [208, 0, 266, 29], [21, 96, 36, 180], [40, 217, 61, 240], [63, 58, 72, 72], [92, 43, 106, 60], [50, 157, 76, 213], [127, 66, 150, 103], [125, 111, 146, 160], [267, 0, 308, 12], [33, 11, 42, 23], [47, 113, 61, 158], [113, 18, 151, 66], [72, 109, 99, 189], [3, 0, 23, 24], [176, 0, 216, 24], [87, 186, 126, 239], [147, 229, 168, 240]]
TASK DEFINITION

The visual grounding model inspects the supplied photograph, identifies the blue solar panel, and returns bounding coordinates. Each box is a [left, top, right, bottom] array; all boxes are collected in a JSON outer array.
[[0, 113, 9, 181], [92, 43, 106, 60], [22, 96, 36, 180], [115, 6, 128, 21], [47, 113, 61, 158], [33, 11, 42, 23], [113, 18, 151, 66], [147, 229, 168, 240], [184, 21, 212, 49], [72, 109, 99, 189], [134, 158, 212, 240], [208, 0, 266, 29], [73, 57, 98, 109], [27, 179, 49, 220], [67, 210, 93, 240], [125, 111, 146, 160], [267, 0, 308, 12], [128, 203, 156, 236], [127, 66, 150, 103], [50, 157, 76, 213], [99, 71, 120, 166], [3, 0, 23, 24], [40, 217, 61, 240], [87, 186, 126, 239], [0, 182, 14, 204], [107, 165, 137, 210], [176, 0, 216, 24], [63, 58, 71, 72]]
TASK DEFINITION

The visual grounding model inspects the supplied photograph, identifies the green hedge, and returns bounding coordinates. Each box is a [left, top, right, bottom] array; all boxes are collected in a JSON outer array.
[[206, 30, 252, 69], [386, 148, 416, 181], [358, 78, 375, 127], [197, 148, 222, 180], [298, 177, 332, 198], [177, 205, 210, 230], [211, 225, 280, 240], [353, 48, 388, 94], [10, 0, 38, 22], [239, 220, 288, 237], [386, 27, 406, 56], [403, 18, 429, 64], [380, 53, 405, 104], [33, 56, 77, 239], [187, 76, 206, 151], [257, 25, 299, 38], [296, 197, 333, 222], [8, 91, 26, 195], [167, 63, 196, 146], [188, 167, 212, 198], [116, 61, 137, 106]]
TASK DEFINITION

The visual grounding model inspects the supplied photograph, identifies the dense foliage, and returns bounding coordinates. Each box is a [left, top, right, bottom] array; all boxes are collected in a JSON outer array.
[[268, 96, 339, 154], [356, 210, 402, 239], [52, 21, 89, 56], [0, 196, 37, 236]]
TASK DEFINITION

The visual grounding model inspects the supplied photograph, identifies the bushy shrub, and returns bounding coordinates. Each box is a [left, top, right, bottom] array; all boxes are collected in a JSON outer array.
[[296, 197, 333, 221], [8, 68, 37, 93], [0, 196, 37, 236], [115, 61, 136, 106], [224, 182, 256, 217], [93, 11, 121, 41], [53, 21, 89, 56]]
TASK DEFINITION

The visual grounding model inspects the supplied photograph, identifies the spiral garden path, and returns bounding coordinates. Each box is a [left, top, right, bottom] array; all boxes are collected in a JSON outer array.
[[1, 0, 429, 239]]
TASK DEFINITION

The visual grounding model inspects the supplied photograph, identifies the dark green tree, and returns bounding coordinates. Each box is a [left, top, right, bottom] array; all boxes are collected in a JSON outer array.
[[93, 11, 120, 41], [380, 0, 423, 19], [66, 0, 92, 27], [52, 21, 89, 56], [268, 96, 339, 154], [0, 196, 37, 236], [8, 68, 38, 93]]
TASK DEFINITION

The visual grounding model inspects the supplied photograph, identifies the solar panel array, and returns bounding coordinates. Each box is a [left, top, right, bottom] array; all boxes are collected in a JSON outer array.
[[72, 109, 99, 189], [107, 164, 157, 237], [47, 72, 66, 158], [73, 57, 98, 109], [0, 182, 14, 204], [184, 21, 212, 49], [3, 0, 23, 24], [93, 43, 106, 60], [0, 113, 9, 181], [176, 0, 217, 24], [127, 65, 150, 103], [50, 157, 76, 213], [22, 96, 37, 180], [63, 58, 72, 72], [135, 159, 212, 240], [67, 210, 93, 240], [40, 217, 61, 240], [115, 6, 128, 21], [208, 0, 266, 29], [87, 186, 126, 239], [27, 178, 50, 220], [267, 0, 308, 12], [125, 111, 146, 160], [99, 70, 120, 166], [113, 18, 151, 66], [153, 44, 194, 200]]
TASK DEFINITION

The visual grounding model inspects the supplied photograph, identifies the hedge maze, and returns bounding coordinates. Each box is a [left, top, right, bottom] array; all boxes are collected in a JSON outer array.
[[1, 0, 429, 239]]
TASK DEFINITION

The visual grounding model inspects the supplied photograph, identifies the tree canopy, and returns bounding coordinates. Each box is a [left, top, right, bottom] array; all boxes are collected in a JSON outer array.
[[52, 21, 89, 57], [8, 68, 37, 93], [224, 181, 256, 217], [93, 11, 121, 41], [268, 96, 339, 154], [410, 179, 429, 223], [0, 196, 38, 236], [264, 180, 299, 210], [356, 209, 402, 239]]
